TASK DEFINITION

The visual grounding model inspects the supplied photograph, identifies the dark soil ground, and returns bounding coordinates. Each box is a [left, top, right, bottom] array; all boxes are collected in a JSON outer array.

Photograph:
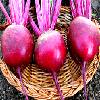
[[0, 0, 100, 100]]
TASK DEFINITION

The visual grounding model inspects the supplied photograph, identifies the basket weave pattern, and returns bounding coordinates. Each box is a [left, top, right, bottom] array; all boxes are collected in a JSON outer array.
[[0, 6, 100, 100]]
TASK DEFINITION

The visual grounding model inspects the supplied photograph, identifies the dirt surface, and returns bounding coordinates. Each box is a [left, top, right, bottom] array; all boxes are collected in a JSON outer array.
[[0, 0, 100, 100]]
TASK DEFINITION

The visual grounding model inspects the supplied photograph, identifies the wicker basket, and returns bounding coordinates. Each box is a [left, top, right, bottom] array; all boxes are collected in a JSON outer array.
[[0, 6, 100, 100]]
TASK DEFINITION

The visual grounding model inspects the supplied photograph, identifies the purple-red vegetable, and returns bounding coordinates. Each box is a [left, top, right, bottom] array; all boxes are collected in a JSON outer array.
[[69, 0, 99, 100], [1, 25, 33, 67], [35, 30, 66, 72], [0, 0, 33, 100], [68, 16, 99, 62], [29, 0, 66, 99], [35, 30, 66, 100]]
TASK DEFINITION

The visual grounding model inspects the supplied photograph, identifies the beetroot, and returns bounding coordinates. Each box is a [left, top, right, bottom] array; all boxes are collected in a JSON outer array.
[[67, 17, 99, 99], [35, 30, 66, 100], [69, 0, 99, 100], [1, 25, 33, 67], [0, 0, 33, 100], [29, 0, 66, 99], [35, 30, 66, 72], [68, 16, 99, 62]]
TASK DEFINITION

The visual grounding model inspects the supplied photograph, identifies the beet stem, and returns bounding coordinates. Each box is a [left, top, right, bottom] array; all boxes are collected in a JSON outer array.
[[41, 0, 46, 31], [17, 66, 29, 100], [29, 16, 42, 36], [47, 0, 51, 30], [35, 0, 43, 31], [23, 0, 30, 26], [70, 0, 91, 19], [81, 0, 84, 16], [70, 0, 77, 18], [86, 0, 91, 20], [82, 61, 87, 100], [9, 0, 15, 23], [44, 0, 50, 30], [0, 1, 11, 24], [52, 72, 64, 100], [51, 0, 62, 29], [22, 0, 25, 15], [51, 0, 57, 24]]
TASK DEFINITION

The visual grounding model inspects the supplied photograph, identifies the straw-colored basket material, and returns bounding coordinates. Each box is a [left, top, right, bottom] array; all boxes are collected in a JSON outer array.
[[0, 6, 100, 100]]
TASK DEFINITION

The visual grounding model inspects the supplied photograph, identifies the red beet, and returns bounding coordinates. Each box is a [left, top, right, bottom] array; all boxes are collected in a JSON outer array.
[[35, 30, 66, 72], [68, 16, 99, 62], [67, 16, 99, 100], [35, 30, 66, 100], [1, 25, 34, 100], [29, 0, 66, 99], [0, 0, 33, 99], [1, 25, 34, 67]]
